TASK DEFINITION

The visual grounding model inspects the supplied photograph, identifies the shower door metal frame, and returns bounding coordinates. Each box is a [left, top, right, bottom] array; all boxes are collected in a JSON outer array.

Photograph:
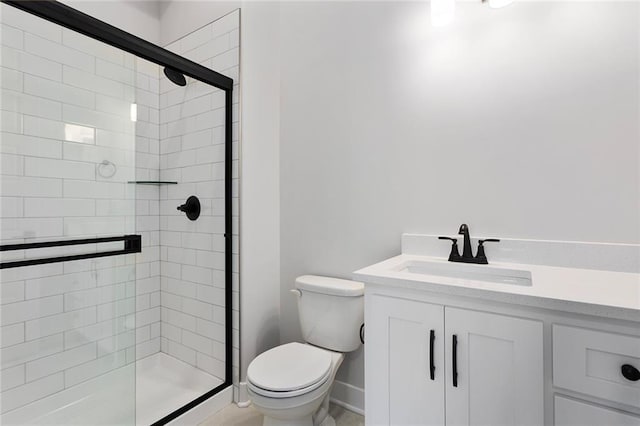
[[1, 1, 234, 424]]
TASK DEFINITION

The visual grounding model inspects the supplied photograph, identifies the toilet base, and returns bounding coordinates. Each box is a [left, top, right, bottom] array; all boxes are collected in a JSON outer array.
[[318, 414, 336, 426], [260, 387, 334, 426]]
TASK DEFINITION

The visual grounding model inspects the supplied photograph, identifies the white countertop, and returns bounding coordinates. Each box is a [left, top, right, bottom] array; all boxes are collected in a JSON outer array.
[[354, 254, 640, 322]]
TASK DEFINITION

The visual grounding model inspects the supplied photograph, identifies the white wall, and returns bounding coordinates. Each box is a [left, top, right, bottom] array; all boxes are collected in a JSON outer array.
[[232, 1, 281, 399], [279, 0, 640, 399], [60, 1, 161, 44], [158, 1, 239, 46]]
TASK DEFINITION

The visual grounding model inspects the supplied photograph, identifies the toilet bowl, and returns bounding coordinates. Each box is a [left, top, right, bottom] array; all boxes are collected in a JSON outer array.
[[247, 343, 344, 426], [246, 276, 364, 426]]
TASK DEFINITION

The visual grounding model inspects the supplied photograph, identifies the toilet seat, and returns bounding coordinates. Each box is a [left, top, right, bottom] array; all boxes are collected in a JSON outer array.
[[247, 343, 333, 399], [248, 368, 331, 399]]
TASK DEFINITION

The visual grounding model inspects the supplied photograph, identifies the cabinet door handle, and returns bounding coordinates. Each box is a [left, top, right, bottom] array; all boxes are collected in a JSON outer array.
[[621, 364, 640, 381], [452, 334, 458, 387], [429, 329, 435, 380]]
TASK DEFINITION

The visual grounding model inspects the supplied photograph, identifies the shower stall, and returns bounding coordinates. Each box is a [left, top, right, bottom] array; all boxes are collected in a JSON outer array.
[[0, 2, 238, 424]]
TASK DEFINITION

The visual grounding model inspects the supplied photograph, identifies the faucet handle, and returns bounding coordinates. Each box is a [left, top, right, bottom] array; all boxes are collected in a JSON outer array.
[[439, 236, 461, 262], [478, 238, 500, 244], [475, 239, 500, 264]]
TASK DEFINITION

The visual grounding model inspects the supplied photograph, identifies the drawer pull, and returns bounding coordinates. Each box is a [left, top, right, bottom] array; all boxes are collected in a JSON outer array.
[[621, 364, 640, 382]]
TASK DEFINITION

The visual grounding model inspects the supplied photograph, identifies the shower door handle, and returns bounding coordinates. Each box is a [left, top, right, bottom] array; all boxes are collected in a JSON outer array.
[[0, 235, 142, 269]]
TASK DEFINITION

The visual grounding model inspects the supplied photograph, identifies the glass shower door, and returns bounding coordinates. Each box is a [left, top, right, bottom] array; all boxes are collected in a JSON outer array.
[[0, 4, 137, 424]]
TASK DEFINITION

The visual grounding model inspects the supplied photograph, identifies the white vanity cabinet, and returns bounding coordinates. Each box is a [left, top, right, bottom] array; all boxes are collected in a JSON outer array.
[[357, 234, 640, 426], [366, 294, 543, 426]]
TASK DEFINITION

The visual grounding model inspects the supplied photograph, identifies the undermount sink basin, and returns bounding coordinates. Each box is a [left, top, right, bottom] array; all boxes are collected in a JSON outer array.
[[394, 259, 533, 286]]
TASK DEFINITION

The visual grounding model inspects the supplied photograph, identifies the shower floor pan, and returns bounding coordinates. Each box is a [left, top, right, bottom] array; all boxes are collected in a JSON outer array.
[[2, 352, 223, 425]]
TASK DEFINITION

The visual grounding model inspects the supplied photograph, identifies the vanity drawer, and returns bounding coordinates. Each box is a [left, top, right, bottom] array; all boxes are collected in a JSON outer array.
[[553, 324, 640, 409], [555, 395, 640, 425]]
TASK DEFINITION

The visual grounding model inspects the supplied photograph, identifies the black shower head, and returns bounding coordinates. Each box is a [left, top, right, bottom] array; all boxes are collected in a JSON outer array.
[[163, 67, 187, 86]]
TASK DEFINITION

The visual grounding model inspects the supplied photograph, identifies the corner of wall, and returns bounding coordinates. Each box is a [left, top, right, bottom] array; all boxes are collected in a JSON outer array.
[[236, 1, 282, 386]]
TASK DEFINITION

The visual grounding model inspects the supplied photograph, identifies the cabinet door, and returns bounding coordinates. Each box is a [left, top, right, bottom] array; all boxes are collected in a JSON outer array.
[[445, 307, 543, 426], [366, 295, 445, 426]]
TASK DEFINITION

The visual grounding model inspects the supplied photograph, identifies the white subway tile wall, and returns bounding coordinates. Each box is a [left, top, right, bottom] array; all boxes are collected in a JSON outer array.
[[0, 5, 240, 415], [0, 4, 156, 413], [133, 56, 162, 367], [160, 10, 240, 388]]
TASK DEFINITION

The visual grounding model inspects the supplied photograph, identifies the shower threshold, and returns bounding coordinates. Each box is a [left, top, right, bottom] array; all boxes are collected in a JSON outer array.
[[136, 352, 223, 424], [2, 353, 223, 425]]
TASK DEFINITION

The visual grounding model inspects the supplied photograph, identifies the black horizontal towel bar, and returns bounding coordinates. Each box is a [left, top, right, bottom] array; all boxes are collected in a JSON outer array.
[[0, 235, 142, 269]]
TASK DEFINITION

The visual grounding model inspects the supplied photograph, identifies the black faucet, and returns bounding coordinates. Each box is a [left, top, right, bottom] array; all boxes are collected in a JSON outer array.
[[439, 224, 500, 264], [458, 224, 473, 260]]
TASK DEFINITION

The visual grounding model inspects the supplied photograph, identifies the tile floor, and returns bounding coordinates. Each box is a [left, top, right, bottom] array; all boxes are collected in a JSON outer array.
[[199, 402, 364, 426]]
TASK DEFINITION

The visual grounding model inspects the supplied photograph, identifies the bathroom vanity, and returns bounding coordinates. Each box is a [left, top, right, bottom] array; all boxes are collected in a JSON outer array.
[[355, 234, 640, 426]]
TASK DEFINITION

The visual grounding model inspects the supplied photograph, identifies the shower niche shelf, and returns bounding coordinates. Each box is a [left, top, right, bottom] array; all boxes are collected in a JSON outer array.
[[127, 181, 178, 185]]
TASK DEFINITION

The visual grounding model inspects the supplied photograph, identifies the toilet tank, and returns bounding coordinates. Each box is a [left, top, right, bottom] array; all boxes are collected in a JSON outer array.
[[294, 275, 364, 353]]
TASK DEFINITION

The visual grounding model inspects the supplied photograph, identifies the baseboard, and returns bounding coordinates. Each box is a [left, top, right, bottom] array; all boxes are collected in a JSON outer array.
[[330, 380, 364, 416], [235, 381, 251, 407]]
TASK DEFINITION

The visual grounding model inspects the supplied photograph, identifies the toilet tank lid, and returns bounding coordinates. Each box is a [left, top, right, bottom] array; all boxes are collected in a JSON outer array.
[[295, 275, 364, 297]]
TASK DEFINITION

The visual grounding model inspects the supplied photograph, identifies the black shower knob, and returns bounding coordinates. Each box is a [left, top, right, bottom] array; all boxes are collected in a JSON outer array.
[[177, 196, 201, 220]]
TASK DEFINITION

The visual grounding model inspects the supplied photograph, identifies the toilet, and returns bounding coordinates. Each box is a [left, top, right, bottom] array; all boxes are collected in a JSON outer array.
[[247, 275, 364, 426]]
